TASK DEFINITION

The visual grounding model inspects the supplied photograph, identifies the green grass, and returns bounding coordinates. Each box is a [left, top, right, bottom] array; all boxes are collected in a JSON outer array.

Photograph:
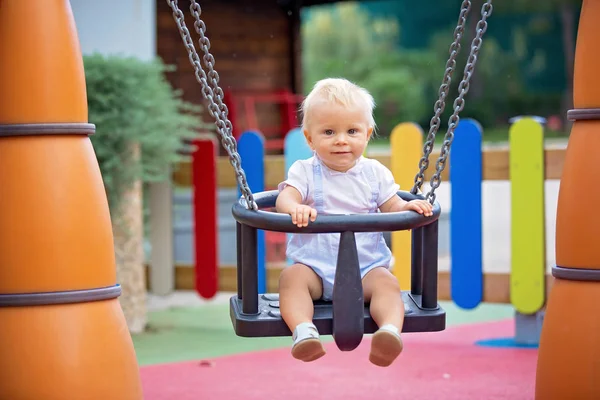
[[131, 300, 515, 366]]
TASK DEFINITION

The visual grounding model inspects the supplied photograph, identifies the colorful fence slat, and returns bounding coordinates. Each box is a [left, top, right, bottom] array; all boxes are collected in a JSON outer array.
[[390, 123, 423, 291], [284, 128, 313, 265], [192, 138, 218, 299], [238, 131, 266, 293], [509, 118, 546, 314], [449, 119, 483, 309], [284, 127, 313, 174]]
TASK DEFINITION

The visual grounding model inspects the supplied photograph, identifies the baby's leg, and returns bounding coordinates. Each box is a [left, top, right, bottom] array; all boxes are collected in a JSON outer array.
[[362, 267, 404, 367], [279, 263, 325, 362]]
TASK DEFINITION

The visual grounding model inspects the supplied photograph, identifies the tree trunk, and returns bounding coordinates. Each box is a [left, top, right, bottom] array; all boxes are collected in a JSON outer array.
[[112, 143, 147, 334]]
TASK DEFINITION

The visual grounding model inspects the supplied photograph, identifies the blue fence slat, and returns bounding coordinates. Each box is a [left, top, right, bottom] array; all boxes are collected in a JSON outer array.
[[283, 128, 313, 265], [449, 119, 483, 309], [284, 127, 313, 175], [238, 130, 266, 293]]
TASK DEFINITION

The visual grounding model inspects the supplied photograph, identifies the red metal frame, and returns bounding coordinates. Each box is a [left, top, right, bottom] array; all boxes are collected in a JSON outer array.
[[224, 89, 305, 151]]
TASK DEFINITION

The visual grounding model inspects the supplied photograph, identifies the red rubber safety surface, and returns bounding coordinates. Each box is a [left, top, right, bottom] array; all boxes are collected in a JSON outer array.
[[140, 319, 537, 400]]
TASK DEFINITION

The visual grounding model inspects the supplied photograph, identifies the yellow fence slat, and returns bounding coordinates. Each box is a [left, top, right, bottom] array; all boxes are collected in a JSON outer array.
[[390, 123, 423, 290], [509, 118, 546, 314]]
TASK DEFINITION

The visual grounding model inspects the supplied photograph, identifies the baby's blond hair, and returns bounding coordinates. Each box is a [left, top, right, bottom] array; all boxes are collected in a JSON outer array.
[[301, 78, 376, 131]]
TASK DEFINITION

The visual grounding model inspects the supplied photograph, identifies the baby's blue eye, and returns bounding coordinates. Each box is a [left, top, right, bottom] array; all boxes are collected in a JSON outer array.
[[348, 129, 357, 134], [324, 129, 334, 135]]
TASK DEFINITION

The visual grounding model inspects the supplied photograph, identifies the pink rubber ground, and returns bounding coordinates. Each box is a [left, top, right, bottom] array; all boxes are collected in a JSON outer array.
[[140, 319, 537, 399]]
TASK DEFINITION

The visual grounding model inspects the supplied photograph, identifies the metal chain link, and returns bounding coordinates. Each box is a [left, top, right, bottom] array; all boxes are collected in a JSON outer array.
[[411, 0, 472, 195], [166, 0, 258, 210], [425, 1, 493, 204]]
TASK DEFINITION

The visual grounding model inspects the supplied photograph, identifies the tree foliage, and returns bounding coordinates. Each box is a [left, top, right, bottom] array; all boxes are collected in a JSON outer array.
[[302, 3, 442, 135], [84, 54, 206, 217], [302, 2, 566, 131], [493, 0, 582, 14]]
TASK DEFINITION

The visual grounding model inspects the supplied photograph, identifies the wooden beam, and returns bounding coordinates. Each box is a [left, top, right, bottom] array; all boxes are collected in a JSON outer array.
[[482, 147, 565, 181], [145, 264, 555, 305], [172, 147, 566, 188], [145, 264, 283, 294]]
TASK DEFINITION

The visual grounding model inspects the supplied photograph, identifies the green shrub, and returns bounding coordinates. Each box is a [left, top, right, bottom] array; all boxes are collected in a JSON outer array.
[[84, 53, 207, 218]]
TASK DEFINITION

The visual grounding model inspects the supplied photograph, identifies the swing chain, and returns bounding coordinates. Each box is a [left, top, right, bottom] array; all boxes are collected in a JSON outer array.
[[411, 0, 471, 196], [166, 0, 258, 211], [425, 0, 493, 204]]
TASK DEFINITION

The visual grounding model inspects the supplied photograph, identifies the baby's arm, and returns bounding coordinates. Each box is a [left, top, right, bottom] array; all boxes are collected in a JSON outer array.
[[276, 186, 318, 227], [373, 161, 433, 216], [379, 193, 433, 216], [379, 194, 407, 213]]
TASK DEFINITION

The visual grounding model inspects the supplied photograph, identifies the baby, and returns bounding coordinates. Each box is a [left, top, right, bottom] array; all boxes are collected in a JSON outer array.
[[276, 78, 433, 367]]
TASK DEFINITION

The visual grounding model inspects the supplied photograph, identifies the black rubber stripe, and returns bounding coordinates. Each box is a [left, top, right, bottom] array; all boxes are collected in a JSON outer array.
[[552, 266, 600, 282], [0, 123, 96, 137], [567, 109, 600, 121], [0, 285, 121, 307]]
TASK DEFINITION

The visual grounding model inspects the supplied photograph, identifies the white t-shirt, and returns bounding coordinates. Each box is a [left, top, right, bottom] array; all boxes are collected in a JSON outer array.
[[277, 154, 399, 300], [278, 155, 400, 214]]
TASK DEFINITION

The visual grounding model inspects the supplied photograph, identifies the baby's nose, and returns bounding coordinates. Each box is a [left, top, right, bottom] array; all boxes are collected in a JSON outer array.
[[336, 134, 348, 143]]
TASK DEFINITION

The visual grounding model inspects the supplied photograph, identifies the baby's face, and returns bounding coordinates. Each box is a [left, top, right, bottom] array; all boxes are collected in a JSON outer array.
[[303, 100, 373, 172]]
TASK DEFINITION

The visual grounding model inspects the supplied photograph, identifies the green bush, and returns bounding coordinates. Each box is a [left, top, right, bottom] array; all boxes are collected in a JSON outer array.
[[84, 53, 207, 218]]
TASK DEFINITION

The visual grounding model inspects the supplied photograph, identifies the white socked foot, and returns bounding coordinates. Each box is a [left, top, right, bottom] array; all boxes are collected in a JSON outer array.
[[369, 324, 403, 367], [291, 322, 326, 362]]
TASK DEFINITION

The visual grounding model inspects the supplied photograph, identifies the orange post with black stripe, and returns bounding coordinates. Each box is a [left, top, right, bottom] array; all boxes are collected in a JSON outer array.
[[0, 1, 142, 398], [535, 1, 600, 398]]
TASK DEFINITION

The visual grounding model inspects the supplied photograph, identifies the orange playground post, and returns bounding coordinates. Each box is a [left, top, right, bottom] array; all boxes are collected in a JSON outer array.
[[535, 0, 600, 398], [0, 1, 142, 399]]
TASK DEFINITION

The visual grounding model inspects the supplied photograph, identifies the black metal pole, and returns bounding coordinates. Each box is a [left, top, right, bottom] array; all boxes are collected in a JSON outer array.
[[236, 222, 242, 300], [241, 223, 259, 314], [421, 220, 439, 310], [411, 227, 424, 296]]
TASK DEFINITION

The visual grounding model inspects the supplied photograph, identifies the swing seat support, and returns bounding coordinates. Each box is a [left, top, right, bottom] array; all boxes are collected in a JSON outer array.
[[230, 190, 446, 351]]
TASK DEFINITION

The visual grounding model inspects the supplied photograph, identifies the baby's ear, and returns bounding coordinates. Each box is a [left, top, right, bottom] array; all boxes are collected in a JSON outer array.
[[367, 127, 374, 140], [303, 129, 313, 147]]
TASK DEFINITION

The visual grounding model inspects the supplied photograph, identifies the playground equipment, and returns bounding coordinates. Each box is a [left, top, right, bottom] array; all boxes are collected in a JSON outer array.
[[224, 89, 305, 152], [0, 1, 142, 399], [535, 0, 600, 398], [1, 0, 596, 397], [167, 0, 493, 351]]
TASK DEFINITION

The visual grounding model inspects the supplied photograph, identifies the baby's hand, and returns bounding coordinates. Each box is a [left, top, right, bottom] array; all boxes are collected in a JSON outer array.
[[405, 199, 433, 217], [289, 205, 317, 227]]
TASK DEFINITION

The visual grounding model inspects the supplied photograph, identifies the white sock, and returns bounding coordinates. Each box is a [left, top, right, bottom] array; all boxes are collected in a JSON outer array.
[[292, 322, 320, 345], [378, 324, 400, 337]]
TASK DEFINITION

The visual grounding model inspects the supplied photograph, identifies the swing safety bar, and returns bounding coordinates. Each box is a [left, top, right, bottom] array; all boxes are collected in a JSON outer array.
[[232, 190, 441, 233], [230, 190, 445, 351]]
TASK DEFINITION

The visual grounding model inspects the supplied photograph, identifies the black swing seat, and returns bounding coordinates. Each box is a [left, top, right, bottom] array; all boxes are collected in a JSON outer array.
[[230, 190, 446, 351], [230, 291, 445, 337]]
